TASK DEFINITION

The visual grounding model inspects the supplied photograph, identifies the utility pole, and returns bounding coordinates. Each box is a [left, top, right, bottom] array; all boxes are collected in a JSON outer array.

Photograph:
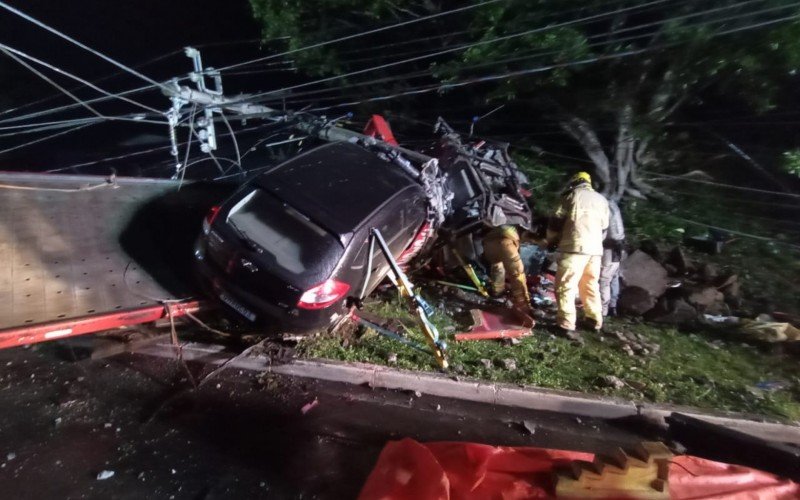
[[162, 47, 433, 169]]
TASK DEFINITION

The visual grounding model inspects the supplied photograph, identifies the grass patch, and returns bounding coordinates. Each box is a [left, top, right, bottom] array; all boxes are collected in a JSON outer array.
[[299, 294, 800, 421]]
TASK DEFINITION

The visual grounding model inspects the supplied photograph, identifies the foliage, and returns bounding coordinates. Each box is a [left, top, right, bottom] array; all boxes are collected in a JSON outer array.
[[249, 0, 800, 197], [782, 149, 800, 177]]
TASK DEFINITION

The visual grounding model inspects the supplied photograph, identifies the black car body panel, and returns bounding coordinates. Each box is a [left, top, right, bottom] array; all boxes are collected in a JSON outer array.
[[195, 142, 428, 332]]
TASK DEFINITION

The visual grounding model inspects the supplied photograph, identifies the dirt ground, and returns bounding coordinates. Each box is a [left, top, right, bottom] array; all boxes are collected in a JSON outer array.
[[0, 339, 657, 499]]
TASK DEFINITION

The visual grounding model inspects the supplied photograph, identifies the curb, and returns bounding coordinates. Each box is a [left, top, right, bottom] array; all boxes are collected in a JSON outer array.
[[134, 342, 800, 445], [270, 359, 800, 445]]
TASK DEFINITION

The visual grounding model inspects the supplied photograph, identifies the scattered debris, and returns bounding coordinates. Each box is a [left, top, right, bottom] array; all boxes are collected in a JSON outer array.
[[501, 358, 517, 371], [413, 390, 422, 398], [96, 470, 115, 481], [522, 420, 537, 435], [300, 398, 319, 415], [387, 353, 398, 365], [479, 359, 493, 370], [739, 319, 800, 342], [6, 452, 15, 461], [601, 375, 625, 390], [454, 309, 532, 342]]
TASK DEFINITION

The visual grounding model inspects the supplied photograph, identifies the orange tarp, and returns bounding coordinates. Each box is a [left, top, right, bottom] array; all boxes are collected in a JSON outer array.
[[359, 439, 800, 499]]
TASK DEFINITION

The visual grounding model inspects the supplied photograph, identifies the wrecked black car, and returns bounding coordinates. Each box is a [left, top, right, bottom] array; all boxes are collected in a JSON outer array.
[[194, 141, 430, 332], [195, 118, 532, 333]]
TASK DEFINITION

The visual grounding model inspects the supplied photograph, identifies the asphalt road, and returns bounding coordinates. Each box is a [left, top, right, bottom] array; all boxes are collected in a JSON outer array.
[[0, 340, 658, 499]]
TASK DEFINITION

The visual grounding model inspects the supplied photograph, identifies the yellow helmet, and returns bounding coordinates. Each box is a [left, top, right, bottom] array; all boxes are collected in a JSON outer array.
[[570, 171, 591, 185]]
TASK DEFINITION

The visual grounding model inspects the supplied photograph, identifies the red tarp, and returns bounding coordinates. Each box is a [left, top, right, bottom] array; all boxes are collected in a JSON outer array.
[[358, 439, 800, 499]]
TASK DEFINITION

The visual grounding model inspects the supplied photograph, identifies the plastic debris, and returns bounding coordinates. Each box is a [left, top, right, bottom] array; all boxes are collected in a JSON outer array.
[[301, 398, 319, 415], [96, 470, 115, 481], [522, 420, 537, 435]]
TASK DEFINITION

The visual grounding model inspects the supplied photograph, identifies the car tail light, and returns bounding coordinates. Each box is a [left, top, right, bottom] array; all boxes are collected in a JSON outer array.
[[297, 279, 350, 310], [202, 205, 221, 234]]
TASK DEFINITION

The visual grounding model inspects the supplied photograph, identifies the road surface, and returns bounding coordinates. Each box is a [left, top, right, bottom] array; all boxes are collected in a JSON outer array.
[[0, 338, 658, 499]]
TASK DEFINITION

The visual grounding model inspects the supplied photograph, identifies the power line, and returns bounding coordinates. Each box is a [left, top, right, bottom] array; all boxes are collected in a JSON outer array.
[[44, 122, 283, 173], [272, 0, 793, 108], [1, 47, 105, 120], [669, 215, 800, 250], [0, 47, 168, 131], [304, 12, 800, 113], [0, 39, 283, 124], [0, 83, 158, 126], [648, 172, 800, 198], [217, 0, 507, 73], [0, 49, 179, 121], [0, 122, 96, 155], [238, 0, 671, 106], [0, 118, 103, 138], [0, 1, 168, 91], [0, 42, 164, 116]]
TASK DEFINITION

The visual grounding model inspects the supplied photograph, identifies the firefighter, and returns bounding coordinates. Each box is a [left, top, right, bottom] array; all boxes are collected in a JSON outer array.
[[483, 224, 532, 314], [600, 199, 625, 317], [546, 172, 609, 336]]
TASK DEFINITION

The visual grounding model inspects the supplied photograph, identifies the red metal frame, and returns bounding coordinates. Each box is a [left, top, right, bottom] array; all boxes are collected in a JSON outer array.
[[0, 301, 202, 350]]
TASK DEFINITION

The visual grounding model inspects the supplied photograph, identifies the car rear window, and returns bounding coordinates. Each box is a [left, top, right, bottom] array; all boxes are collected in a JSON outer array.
[[227, 189, 343, 279]]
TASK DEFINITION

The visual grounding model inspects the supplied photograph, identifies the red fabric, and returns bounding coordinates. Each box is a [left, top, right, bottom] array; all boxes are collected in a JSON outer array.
[[358, 439, 800, 500]]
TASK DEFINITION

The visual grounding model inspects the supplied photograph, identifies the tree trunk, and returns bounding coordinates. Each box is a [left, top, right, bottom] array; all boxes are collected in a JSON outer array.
[[612, 102, 635, 201], [558, 114, 611, 187]]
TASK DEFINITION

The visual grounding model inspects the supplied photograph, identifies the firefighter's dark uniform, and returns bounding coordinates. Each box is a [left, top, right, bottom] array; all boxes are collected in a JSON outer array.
[[483, 224, 531, 311]]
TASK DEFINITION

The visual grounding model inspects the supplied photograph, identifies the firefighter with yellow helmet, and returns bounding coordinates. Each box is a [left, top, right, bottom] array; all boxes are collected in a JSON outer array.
[[546, 171, 610, 337]]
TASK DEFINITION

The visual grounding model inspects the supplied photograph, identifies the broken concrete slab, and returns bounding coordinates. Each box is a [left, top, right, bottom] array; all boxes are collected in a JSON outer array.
[[621, 250, 670, 298], [617, 286, 656, 316]]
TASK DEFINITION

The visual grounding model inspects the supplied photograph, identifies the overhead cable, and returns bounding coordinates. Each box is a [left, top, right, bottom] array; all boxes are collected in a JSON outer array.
[[0, 83, 159, 125], [0, 42, 164, 116], [43, 122, 283, 173], [648, 173, 800, 198], [305, 13, 800, 112], [235, 0, 670, 105], [217, 0, 507, 72], [0, 122, 95, 155], [0, 117, 103, 137], [0, 47, 167, 129], [0, 1, 168, 90], [274, 0, 791, 107]]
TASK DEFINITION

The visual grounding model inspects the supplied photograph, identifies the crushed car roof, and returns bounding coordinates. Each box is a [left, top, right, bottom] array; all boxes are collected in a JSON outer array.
[[257, 142, 420, 235]]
